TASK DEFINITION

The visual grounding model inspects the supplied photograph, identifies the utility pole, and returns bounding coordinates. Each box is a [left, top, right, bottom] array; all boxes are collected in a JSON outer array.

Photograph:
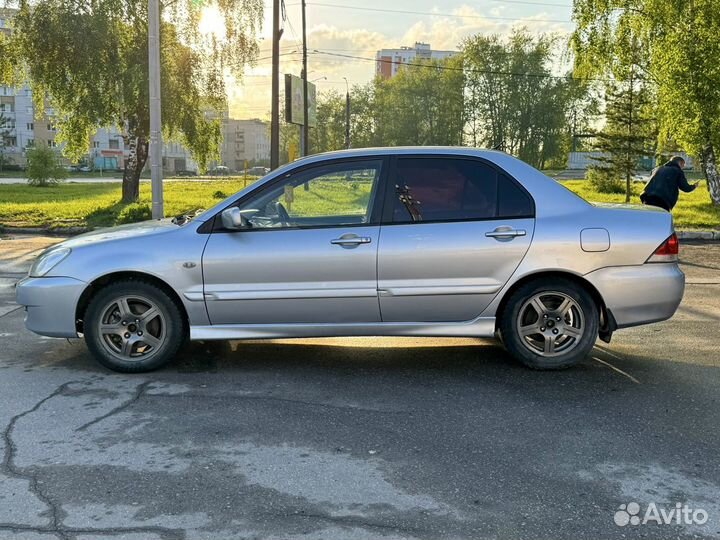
[[270, 0, 281, 169], [148, 0, 164, 219], [301, 0, 309, 157], [343, 77, 350, 149]]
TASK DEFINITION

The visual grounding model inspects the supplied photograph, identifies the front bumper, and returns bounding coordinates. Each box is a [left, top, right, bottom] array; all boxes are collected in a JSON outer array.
[[15, 276, 86, 338], [584, 263, 685, 329]]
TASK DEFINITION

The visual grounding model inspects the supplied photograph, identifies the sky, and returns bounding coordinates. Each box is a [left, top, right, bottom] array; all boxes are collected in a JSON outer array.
[[199, 0, 575, 119]]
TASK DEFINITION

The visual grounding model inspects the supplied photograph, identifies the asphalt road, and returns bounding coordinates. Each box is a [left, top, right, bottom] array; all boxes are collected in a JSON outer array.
[[0, 234, 718, 540]]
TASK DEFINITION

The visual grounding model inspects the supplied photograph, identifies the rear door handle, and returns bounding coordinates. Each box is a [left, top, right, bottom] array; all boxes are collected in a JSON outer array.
[[485, 227, 527, 239], [330, 235, 372, 246]]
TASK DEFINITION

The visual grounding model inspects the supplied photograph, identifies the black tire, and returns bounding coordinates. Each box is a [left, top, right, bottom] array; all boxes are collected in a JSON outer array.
[[84, 279, 186, 373], [499, 278, 599, 370]]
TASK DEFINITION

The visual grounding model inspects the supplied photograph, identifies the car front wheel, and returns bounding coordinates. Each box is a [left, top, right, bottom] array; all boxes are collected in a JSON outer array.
[[499, 278, 599, 370], [84, 279, 186, 373]]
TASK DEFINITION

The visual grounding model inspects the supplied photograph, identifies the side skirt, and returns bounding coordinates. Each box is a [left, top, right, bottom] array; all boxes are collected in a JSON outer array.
[[190, 317, 497, 341]]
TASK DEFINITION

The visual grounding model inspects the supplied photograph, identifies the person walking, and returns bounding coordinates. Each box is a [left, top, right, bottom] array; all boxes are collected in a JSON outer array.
[[640, 156, 699, 211]]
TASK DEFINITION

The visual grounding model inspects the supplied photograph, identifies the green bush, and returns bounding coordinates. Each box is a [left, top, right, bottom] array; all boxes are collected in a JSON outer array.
[[586, 167, 625, 195], [26, 145, 68, 187], [212, 190, 227, 199], [116, 203, 152, 224]]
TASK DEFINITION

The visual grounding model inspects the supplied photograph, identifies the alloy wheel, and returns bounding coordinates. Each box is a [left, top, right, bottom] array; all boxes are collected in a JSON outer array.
[[97, 295, 166, 361], [515, 291, 585, 357]]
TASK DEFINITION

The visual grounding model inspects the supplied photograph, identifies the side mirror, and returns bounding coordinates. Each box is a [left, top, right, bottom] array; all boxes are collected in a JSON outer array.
[[221, 207, 248, 230]]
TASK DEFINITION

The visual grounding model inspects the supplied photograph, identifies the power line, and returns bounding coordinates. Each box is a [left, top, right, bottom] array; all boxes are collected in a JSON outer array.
[[310, 49, 612, 82], [306, 2, 572, 23], [275, 0, 571, 7], [468, 0, 571, 6]]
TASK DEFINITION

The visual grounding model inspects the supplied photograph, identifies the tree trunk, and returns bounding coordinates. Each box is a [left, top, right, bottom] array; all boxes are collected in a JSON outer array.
[[701, 142, 720, 206], [121, 134, 149, 204], [626, 170, 631, 203]]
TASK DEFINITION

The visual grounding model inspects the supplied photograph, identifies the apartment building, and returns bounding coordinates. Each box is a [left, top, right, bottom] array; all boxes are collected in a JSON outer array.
[[0, 84, 63, 167], [375, 42, 457, 80], [221, 118, 270, 171]]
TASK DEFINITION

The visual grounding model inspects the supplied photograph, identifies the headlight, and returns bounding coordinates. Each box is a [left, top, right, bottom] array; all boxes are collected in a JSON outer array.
[[29, 247, 72, 277]]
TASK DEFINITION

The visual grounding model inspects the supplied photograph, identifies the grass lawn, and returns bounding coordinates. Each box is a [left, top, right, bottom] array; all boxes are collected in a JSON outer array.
[[0, 177, 718, 230], [0, 179, 258, 229], [561, 180, 720, 230]]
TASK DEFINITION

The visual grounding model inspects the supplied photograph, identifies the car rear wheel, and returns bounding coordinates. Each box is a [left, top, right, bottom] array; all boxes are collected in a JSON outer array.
[[84, 279, 185, 373], [499, 278, 599, 370]]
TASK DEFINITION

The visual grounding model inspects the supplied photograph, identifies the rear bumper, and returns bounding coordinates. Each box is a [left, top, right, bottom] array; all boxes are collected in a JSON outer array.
[[584, 263, 684, 329], [15, 276, 86, 338]]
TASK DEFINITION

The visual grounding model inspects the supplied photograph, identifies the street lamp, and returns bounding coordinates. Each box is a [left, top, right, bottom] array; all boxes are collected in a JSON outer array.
[[148, 0, 164, 218], [342, 77, 350, 149]]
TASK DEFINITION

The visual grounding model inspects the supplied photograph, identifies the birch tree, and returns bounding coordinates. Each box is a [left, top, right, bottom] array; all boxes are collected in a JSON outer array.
[[3, 0, 263, 203]]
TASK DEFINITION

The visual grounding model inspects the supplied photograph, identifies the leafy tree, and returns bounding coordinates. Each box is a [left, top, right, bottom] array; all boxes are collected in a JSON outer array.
[[311, 90, 346, 154], [462, 30, 584, 168], [591, 80, 655, 200], [3, 0, 263, 203], [572, 0, 720, 205], [373, 56, 464, 147], [345, 83, 376, 149], [306, 60, 463, 154], [25, 143, 67, 186]]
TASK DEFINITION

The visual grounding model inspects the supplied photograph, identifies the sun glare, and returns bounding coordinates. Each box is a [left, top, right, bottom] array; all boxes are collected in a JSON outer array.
[[198, 4, 227, 41]]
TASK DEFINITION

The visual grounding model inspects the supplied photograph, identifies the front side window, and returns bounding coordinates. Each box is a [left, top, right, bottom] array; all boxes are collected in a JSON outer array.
[[391, 157, 533, 223], [235, 160, 383, 229]]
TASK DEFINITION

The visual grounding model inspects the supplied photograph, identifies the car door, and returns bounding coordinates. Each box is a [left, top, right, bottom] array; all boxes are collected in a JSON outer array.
[[377, 155, 535, 322], [202, 158, 387, 325]]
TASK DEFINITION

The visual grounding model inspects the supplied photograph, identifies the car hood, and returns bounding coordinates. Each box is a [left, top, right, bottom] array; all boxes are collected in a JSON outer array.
[[53, 219, 179, 251]]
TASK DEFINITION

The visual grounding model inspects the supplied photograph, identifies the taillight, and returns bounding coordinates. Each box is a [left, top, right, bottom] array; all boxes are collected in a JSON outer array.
[[647, 232, 679, 263]]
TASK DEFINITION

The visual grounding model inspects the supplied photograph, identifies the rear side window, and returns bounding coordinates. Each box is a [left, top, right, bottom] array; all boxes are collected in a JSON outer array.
[[498, 173, 534, 217], [390, 157, 533, 223]]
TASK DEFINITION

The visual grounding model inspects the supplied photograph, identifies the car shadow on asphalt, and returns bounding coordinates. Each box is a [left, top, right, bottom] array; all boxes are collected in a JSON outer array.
[[28, 334, 717, 401]]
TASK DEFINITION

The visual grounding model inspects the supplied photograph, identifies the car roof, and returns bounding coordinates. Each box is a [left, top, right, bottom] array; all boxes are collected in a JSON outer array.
[[302, 146, 507, 160]]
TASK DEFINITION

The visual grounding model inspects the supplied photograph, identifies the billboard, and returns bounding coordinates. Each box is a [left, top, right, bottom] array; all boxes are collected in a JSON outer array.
[[285, 74, 317, 127]]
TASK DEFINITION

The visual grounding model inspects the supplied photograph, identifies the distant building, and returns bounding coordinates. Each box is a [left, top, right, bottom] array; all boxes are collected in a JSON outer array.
[[1, 9, 62, 168], [375, 42, 457, 80], [221, 118, 270, 171], [0, 84, 65, 168]]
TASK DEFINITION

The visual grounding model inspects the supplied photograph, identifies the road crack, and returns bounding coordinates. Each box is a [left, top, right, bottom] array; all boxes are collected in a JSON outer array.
[[1, 381, 81, 539], [0, 523, 184, 539], [76, 381, 151, 432], [1, 380, 184, 539]]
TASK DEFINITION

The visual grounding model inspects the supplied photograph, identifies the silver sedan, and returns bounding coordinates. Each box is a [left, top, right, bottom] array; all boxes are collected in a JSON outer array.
[[16, 147, 685, 372]]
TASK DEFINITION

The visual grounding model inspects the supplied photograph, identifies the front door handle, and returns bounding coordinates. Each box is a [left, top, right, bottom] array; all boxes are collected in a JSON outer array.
[[331, 234, 372, 246], [485, 227, 527, 239]]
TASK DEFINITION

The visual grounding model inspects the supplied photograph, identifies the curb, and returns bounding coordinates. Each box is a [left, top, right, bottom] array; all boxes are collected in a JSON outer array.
[[0, 226, 91, 236], [676, 231, 720, 241]]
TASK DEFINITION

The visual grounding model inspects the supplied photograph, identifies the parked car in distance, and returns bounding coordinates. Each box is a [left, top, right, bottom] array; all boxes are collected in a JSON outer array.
[[175, 170, 198, 177], [79, 165, 92, 173], [208, 165, 230, 176], [17, 147, 685, 373], [247, 166, 270, 176]]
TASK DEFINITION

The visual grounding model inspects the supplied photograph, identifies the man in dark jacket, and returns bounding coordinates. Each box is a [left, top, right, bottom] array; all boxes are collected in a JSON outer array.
[[640, 156, 699, 211]]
